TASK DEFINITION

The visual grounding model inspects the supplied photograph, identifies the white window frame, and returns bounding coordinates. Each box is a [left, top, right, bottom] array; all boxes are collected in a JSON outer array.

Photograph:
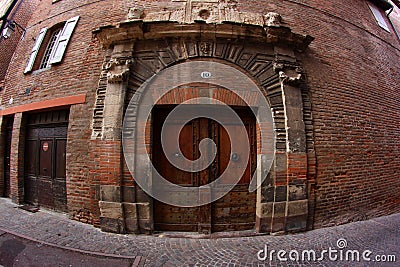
[[368, 2, 391, 32]]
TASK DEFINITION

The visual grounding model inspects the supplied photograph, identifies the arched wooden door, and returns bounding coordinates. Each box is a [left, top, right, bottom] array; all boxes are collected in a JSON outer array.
[[152, 105, 256, 233]]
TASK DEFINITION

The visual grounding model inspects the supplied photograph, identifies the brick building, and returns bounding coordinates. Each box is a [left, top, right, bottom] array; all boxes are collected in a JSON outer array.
[[0, 0, 399, 234]]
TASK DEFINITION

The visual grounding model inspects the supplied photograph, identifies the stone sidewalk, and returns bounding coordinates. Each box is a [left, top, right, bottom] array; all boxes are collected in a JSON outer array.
[[0, 198, 398, 266]]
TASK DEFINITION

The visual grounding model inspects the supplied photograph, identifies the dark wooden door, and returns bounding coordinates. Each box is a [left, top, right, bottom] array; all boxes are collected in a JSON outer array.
[[4, 117, 13, 198], [24, 110, 68, 212], [152, 106, 256, 232]]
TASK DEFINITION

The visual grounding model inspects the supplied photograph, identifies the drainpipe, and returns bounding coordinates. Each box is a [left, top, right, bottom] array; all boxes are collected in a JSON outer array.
[[386, 6, 400, 44]]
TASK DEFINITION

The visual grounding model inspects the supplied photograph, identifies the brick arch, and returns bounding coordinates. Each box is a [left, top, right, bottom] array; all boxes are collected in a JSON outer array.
[[155, 83, 250, 106], [91, 34, 314, 235]]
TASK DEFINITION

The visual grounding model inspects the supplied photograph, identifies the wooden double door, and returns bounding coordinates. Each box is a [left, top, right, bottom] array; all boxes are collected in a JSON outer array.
[[153, 106, 256, 232], [24, 110, 68, 212]]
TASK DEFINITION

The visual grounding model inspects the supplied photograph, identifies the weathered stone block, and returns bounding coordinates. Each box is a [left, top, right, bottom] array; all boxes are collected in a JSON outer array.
[[274, 152, 287, 174], [274, 45, 295, 61], [123, 202, 137, 218], [275, 186, 287, 202], [287, 199, 308, 217], [289, 184, 307, 201], [261, 154, 274, 187], [112, 42, 135, 56], [99, 201, 123, 219], [100, 217, 125, 233], [286, 215, 307, 232], [275, 155, 288, 185], [273, 201, 286, 217], [262, 186, 274, 202], [137, 202, 150, 220], [257, 202, 273, 218], [138, 219, 152, 234], [135, 187, 151, 202], [271, 217, 285, 233], [123, 203, 138, 233], [256, 216, 272, 233], [122, 186, 136, 203], [100, 185, 121, 202]]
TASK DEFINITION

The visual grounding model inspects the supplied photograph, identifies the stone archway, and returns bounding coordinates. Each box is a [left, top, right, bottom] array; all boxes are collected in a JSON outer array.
[[90, 5, 315, 234]]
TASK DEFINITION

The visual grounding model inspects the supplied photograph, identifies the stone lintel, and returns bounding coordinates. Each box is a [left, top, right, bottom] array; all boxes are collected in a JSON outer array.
[[94, 21, 313, 51]]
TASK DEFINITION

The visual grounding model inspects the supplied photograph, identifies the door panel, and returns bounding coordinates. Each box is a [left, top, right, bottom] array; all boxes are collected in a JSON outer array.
[[215, 124, 252, 185], [153, 108, 200, 231], [37, 177, 54, 209], [54, 139, 67, 212], [211, 112, 256, 232], [55, 139, 67, 179], [158, 123, 196, 186], [38, 140, 53, 208], [39, 140, 52, 177], [24, 140, 38, 204]]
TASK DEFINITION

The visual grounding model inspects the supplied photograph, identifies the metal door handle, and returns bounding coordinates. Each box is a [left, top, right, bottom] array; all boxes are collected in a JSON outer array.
[[43, 168, 47, 172]]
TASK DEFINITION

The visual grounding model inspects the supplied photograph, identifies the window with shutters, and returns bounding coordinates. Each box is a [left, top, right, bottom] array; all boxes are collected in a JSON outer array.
[[24, 16, 79, 74]]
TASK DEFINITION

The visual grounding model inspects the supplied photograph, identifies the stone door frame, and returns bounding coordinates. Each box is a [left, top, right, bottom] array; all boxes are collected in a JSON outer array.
[[91, 16, 316, 234]]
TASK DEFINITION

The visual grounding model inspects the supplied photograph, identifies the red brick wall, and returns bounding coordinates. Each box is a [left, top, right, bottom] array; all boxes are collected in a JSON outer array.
[[244, 0, 400, 227], [239, 0, 400, 227], [2, 0, 400, 229]]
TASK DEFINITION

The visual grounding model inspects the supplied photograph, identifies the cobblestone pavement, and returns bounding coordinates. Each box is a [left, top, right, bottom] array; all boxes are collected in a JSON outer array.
[[0, 198, 398, 266], [0, 232, 134, 267]]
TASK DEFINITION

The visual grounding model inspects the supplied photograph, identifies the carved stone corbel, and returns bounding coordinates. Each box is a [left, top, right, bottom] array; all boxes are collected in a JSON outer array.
[[279, 71, 302, 86], [274, 61, 304, 86], [264, 12, 282, 27], [105, 58, 134, 83], [127, 7, 145, 20]]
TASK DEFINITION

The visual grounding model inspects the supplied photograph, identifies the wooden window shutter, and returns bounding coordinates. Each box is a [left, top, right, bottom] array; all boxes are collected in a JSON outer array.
[[49, 16, 79, 64], [24, 28, 48, 73]]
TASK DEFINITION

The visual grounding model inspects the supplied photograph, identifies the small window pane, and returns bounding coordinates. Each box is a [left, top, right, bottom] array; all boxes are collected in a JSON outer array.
[[39, 29, 61, 69]]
